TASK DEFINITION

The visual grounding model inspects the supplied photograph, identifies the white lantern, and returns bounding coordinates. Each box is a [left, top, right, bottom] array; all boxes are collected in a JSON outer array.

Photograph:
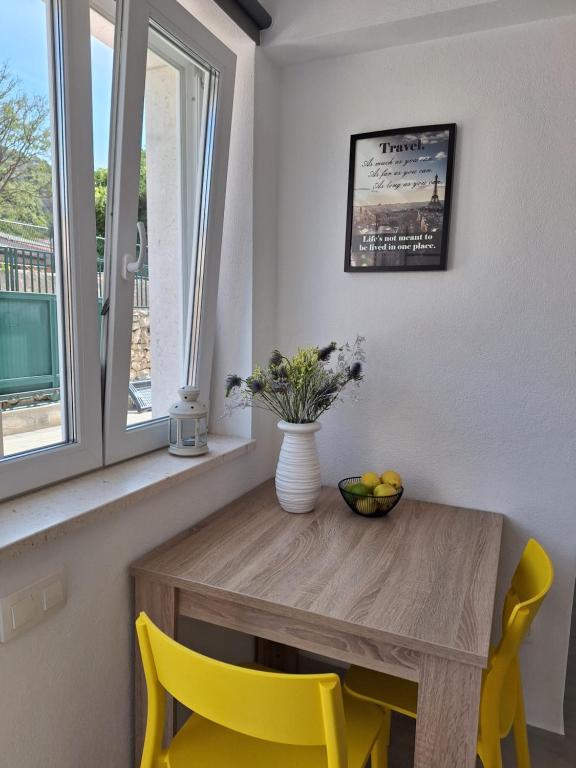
[[168, 386, 208, 456]]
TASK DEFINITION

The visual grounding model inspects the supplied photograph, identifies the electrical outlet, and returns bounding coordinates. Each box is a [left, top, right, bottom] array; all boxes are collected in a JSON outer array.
[[0, 571, 66, 643]]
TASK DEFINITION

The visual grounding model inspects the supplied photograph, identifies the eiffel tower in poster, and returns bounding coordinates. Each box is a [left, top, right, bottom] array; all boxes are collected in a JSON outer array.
[[428, 174, 443, 211]]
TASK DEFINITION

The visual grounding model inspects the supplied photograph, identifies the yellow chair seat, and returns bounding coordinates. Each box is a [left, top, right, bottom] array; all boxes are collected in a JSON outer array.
[[344, 666, 418, 719], [137, 613, 386, 768], [167, 690, 384, 768]]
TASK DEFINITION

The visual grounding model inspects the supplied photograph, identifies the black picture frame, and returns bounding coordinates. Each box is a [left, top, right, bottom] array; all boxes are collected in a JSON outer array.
[[344, 123, 456, 272]]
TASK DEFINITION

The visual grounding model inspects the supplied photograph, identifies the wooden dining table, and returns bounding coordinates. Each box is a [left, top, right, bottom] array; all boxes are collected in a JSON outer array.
[[131, 479, 503, 768]]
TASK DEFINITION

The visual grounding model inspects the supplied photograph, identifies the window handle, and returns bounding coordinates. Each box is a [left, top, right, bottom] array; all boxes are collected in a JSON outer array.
[[122, 221, 147, 280]]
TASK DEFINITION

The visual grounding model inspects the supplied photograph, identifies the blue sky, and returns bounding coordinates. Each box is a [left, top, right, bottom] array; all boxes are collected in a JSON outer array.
[[353, 130, 451, 206], [1, 0, 113, 168]]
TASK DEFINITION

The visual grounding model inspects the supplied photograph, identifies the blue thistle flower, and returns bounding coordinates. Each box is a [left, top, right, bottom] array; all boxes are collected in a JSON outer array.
[[269, 349, 283, 367], [225, 374, 242, 397], [318, 342, 337, 362], [248, 378, 264, 394], [348, 362, 363, 381]]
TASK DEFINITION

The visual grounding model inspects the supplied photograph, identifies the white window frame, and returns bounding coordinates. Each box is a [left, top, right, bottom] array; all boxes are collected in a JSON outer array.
[[101, 0, 236, 465], [0, 0, 236, 498], [0, 0, 103, 500]]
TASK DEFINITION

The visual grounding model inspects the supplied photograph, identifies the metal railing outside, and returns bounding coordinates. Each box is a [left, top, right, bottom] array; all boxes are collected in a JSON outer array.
[[0, 220, 149, 308]]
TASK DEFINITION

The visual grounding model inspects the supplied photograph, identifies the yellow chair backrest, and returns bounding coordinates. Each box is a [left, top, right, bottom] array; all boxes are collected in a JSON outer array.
[[481, 538, 554, 738], [136, 613, 347, 766]]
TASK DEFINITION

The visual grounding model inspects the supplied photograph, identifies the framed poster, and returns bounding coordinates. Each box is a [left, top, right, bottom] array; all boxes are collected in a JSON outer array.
[[345, 123, 456, 272]]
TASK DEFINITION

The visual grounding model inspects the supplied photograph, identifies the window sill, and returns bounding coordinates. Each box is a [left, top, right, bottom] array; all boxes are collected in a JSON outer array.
[[0, 435, 255, 561]]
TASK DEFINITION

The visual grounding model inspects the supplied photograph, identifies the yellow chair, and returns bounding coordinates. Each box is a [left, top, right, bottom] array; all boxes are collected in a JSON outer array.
[[136, 612, 387, 768], [344, 538, 554, 768]]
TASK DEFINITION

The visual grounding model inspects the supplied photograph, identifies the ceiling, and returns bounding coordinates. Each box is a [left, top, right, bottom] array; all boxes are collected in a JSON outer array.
[[260, 0, 576, 64]]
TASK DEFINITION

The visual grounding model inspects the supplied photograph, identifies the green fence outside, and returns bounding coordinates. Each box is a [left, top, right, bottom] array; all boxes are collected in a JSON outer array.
[[0, 243, 149, 308], [0, 290, 107, 402], [0, 292, 60, 397], [0, 237, 147, 402]]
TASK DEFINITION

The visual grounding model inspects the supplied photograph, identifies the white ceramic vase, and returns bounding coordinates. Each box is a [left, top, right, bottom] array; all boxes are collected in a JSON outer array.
[[275, 420, 322, 513]]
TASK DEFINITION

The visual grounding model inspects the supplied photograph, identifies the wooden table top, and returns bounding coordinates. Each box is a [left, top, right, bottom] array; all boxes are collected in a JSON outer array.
[[132, 480, 503, 667]]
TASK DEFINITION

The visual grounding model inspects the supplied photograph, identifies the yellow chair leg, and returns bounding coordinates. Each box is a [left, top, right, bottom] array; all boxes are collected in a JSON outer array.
[[479, 732, 503, 768], [513, 679, 532, 768], [370, 708, 391, 768]]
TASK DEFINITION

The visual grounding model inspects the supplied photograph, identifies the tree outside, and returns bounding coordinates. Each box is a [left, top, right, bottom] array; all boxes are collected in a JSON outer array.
[[0, 62, 52, 231], [94, 150, 148, 247], [0, 60, 147, 246]]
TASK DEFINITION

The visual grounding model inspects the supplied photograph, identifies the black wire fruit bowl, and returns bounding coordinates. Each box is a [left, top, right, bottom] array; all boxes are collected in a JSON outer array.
[[338, 476, 403, 518]]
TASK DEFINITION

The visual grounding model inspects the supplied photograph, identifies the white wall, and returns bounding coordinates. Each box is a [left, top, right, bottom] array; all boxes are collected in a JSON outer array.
[[250, 46, 282, 457], [145, 59, 182, 416], [0, 3, 280, 766], [275, 17, 576, 733]]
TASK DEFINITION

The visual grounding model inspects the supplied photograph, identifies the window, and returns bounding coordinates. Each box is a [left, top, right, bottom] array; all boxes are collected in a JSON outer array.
[[0, 0, 102, 499], [0, 1, 66, 458], [0, 0, 236, 498]]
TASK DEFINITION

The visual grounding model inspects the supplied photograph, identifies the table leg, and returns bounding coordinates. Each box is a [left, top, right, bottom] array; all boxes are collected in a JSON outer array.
[[414, 654, 482, 768], [255, 637, 299, 672], [134, 577, 178, 767]]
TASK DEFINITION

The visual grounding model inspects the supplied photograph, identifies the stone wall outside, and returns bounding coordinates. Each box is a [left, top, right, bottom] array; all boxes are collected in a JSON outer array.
[[131, 309, 150, 381]]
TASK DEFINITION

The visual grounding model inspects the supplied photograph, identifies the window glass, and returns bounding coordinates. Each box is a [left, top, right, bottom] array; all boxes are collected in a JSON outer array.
[[127, 27, 211, 427], [0, 0, 67, 457], [90, 7, 114, 311]]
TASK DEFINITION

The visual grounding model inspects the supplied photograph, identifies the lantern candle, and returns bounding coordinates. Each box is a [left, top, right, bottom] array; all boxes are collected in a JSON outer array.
[[168, 386, 208, 456]]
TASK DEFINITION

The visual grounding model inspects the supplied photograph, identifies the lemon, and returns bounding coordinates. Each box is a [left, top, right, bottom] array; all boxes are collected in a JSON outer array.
[[355, 497, 374, 514], [360, 471, 381, 490], [374, 483, 398, 497], [381, 470, 402, 490], [346, 483, 371, 496]]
